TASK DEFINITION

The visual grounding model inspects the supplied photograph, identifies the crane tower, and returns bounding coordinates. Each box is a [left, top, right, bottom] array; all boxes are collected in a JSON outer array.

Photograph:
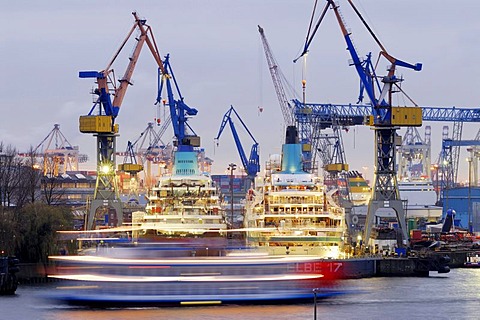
[[79, 12, 165, 230]]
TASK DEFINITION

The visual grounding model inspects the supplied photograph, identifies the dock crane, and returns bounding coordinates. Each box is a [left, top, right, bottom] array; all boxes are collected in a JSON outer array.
[[329, 0, 423, 246], [19, 124, 88, 176], [153, 53, 204, 181], [79, 12, 165, 230], [118, 140, 143, 204], [156, 54, 199, 151], [258, 25, 321, 173], [215, 105, 260, 181], [299, 0, 423, 245], [258, 25, 296, 127]]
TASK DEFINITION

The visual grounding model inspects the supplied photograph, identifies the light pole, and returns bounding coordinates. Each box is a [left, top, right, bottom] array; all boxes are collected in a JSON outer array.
[[467, 156, 473, 232], [431, 164, 439, 205], [228, 163, 237, 231]]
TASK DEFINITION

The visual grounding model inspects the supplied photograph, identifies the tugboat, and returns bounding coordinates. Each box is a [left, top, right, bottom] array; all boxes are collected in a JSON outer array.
[[0, 256, 19, 295]]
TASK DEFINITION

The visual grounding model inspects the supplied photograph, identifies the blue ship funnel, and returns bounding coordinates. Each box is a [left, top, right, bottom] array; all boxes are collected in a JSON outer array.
[[172, 150, 199, 176], [281, 126, 303, 173]]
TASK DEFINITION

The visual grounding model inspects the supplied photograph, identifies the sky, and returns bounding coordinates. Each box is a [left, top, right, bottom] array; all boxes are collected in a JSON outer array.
[[1, 0, 480, 183]]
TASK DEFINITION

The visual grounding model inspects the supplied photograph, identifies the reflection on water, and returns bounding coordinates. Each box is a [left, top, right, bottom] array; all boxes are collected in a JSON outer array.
[[5, 269, 480, 320]]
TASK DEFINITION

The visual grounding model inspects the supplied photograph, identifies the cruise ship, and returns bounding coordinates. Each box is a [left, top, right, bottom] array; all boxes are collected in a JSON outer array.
[[342, 171, 371, 207], [398, 178, 442, 221], [244, 126, 346, 258], [131, 147, 227, 244]]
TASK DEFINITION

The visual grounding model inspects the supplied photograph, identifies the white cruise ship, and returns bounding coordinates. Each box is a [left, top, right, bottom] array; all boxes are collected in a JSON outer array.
[[132, 147, 227, 242], [398, 178, 442, 221], [244, 126, 346, 258]]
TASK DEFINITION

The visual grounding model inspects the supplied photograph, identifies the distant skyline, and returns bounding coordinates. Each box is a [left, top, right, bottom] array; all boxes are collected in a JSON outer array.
[[1, 1, 479, 183]]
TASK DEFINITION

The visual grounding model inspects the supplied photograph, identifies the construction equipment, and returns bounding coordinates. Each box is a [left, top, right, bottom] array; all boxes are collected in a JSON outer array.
[[298, 0, 423, 245], [19, 124, 88, 176], [257, 25, 317, 172], [156, 54, 199, 150], [329, 0, 424, 246], [215, 105, 260, 181], [153, 52, 205, 182], [79, 12, 165, 230], [258, 25, 296, 127]]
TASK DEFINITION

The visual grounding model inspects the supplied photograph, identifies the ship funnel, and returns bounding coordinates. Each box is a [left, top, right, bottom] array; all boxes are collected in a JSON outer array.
[[172, 150, 199, 176], [285, 125, 299, 144], [281, 126, 303, 173]]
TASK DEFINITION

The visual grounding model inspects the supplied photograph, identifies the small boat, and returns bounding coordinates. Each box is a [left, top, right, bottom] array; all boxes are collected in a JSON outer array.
[[47, 247, 345, 306], [464, 253, 480, 268]]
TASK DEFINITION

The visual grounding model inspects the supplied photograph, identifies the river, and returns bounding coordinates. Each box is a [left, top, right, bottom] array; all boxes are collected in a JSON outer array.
[[2, 268, 479, 320]]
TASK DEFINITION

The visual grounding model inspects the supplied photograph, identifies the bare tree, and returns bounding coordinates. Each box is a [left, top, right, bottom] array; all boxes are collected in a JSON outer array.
[[15, 146, 43, 206], [41, 174, 66, 205], [0, 144, 22, 208]]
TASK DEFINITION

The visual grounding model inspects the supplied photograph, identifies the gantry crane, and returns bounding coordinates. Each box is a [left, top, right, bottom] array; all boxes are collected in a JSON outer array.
[[19, 124, 88, 176], [291, 1, 480, 245], [397, 126, 432, 182], [215, 105, 260, 182], [79, 12, 165, 230]]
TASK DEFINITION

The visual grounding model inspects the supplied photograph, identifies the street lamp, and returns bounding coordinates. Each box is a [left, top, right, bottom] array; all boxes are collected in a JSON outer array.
[[467, 156, 473, 232], [228, 163, 237, 231], [431, 164, 439, 204]]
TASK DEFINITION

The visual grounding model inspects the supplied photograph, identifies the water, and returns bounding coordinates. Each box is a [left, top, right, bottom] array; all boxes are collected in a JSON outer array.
[[3, 269, 480, 320]]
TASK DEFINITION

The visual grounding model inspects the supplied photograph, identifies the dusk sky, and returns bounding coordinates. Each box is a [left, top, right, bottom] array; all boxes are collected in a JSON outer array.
[[1, 1, 479, 183]]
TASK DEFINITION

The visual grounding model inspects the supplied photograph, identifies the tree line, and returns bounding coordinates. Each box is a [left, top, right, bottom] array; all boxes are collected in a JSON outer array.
[[0, 142, 74, 264]]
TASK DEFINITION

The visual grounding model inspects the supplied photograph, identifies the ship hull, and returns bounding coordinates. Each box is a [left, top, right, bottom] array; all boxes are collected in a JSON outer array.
[[47, 253, 358, 306]]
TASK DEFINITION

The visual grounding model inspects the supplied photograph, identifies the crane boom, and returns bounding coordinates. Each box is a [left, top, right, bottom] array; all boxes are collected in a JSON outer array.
[[79, 12, 165, 121], [215, 106, 260, 179], [258, 25, 295, 126]]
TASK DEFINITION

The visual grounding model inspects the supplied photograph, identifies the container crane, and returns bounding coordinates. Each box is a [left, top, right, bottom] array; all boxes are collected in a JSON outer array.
[[118, 140, 143, 204], [215, 105, 260, 181], [79, 12, 165, 230], [18, 124, 87, 176]]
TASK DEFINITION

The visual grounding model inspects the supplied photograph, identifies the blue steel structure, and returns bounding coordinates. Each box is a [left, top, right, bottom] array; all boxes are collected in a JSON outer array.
[[295, 1, 480, 245], [156, 54, 199, 151], [215, 106, 260, 180], [299, 0, 424, 245]]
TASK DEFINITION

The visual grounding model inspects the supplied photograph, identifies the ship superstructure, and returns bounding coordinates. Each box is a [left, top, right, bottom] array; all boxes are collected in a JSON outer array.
[[244, 126, 346, 258], [133, 148, 226, 239]]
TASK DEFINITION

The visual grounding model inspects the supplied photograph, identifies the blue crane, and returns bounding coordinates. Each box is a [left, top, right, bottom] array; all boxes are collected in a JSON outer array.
[[215, 106, 260, 179], [298, 0, 425, 245], [156, 54, 199, 151]]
